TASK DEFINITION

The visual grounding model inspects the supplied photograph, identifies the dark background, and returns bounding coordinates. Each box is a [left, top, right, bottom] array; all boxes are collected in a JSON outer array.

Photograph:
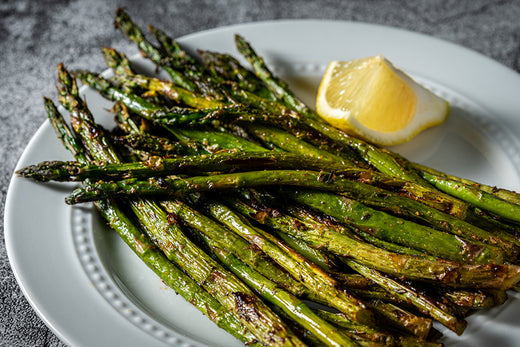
[[1, 0, 519, 345]]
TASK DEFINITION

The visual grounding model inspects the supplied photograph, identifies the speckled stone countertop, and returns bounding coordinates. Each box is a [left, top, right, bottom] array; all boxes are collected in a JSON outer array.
[[1, 1, 519, 346]]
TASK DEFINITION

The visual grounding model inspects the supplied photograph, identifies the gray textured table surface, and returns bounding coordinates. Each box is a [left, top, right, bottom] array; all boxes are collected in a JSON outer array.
[[1, 0, 519, 346]]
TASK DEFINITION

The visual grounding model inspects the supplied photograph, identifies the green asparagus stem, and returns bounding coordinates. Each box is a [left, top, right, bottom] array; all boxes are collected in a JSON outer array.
[[62, 169, 503, 264], [205, 201, 375, 326], [198, 49, 277, 100], [344, 259, 467, 335], [131, 198, 304, 346], [270, 229, 337, 273], [227, 195, 520, 289], [111, 133, 197, 156], [194, 231, 357, 346], [44, 92, 258, 345], [97, 199, 259, 344], [104, 65, 222, 110], [58, 64, 302, 345], [113, 8, 197, 91], [75, 70, 213, 125], [421, 170, 520, 224], [285, 202, 434, 259], [159, 200, 319, 302], [43, 97, 90, 163], [17, 151, 341, 182], [285, 189, 507, 264], [406, 156, 520, 206], [245, 123, 350, 165], [286, 203, 511, 308]]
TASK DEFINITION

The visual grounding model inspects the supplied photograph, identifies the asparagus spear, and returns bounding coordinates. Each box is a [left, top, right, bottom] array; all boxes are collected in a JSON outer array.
[[113, 8, 197, 91], [270, 228, 337, 273], [97, 199, 262, 344], [42, 94, 260, 345], [75, 70, 215, 126], [58, 64, 306, 345], [420, 170, 520, 224], [198, 49, 277, 101], [344, 260, 467, 335], [43, 97, 90, 163], [17, 151, 342, 182], [242, 192, 440, 339], [242, 123, 471, 216], [285, 189, 508, 264], [193, 228, 358, 346], [209, 201, 376, 325], [111, 133, 197, 156], [147, 25, 195, 65], [148, 24, 228, 101], [245, 123, 351, 165], [62, 169, 504, 265], [401, 152, 520, 206], [228, 195, 520, 289], [131, 198, 304, 346]]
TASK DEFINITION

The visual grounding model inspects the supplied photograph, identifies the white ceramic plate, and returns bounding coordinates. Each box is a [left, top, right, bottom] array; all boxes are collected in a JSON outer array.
[[5, 20, 520, 347]]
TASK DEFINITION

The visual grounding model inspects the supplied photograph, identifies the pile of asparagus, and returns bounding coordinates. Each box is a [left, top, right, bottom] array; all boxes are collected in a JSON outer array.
[[18, 8, 520, 346]]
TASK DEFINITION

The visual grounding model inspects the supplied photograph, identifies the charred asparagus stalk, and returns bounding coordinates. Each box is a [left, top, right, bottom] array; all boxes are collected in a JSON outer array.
[[191, 224, 358, 346], [57, 64, 303, 345], [227, 195, 520, 289], [60, 169, 505, 265], [44, 82, 259, 345], [162, 199, 375, 326]]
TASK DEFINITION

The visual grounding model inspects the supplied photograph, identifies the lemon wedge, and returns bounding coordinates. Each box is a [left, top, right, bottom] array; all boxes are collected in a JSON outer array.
[[316, 55, 449, 146]]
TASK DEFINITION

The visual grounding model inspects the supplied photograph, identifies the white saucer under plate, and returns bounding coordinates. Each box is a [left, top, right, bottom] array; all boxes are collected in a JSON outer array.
[[5, 19, 520, 346]]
